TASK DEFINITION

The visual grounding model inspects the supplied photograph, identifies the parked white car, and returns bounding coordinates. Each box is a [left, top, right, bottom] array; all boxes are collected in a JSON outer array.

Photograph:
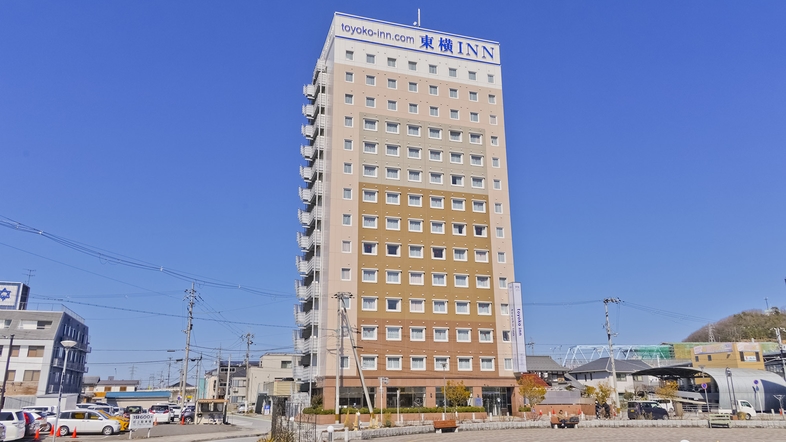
[[46, 410, 120, 436], [0, 410, 26, 441], [148, 404, 171, 424]]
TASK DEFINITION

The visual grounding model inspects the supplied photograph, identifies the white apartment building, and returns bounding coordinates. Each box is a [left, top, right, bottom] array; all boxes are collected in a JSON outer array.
[[295, 13, 519, 414]]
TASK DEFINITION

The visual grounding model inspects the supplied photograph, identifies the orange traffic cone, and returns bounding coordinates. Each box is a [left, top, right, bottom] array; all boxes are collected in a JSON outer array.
[[49, 425, 55, 436], [34, 428, 40, 440], [153, 419, 158, 426], [71, 427, 77, 438]]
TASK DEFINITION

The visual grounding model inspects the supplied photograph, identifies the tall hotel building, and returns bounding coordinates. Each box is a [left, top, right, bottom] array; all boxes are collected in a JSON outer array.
[[296, 13, 520, 414]]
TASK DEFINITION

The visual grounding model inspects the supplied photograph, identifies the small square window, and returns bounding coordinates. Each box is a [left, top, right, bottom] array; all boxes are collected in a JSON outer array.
[[433, 300, 447, 313], [362, 189, 377, 202], [429, 150, 442, 161], [490, 136, 499, 146], [366, 75, 376, 86], [409, 245, 423, 258], [493, 179, 502, 190], [504, 358, 513, 370], [345, 72, 354, 82], [342, 214, 352, 226], [475, 250, 488, 262], [363, 142, 377, 154], [470, 155, 483, 166], [476, 277, 491, 289], [386, 145, 399, 156], [469, 133, 482, 144], [364, 119, 377, 130], [409, 272, 424, 285], [474, 225, 487, 237], [386, 298, 401, 311], [430, 196, 444, 208], [366, 54, 375, 64], [343, 163, 352, 174], [450, 175, 464, 186], [469, 91, 478, 101], [448, 68, 457, 77], [407, 125, 421, 136], [454, 275, 469, 288], [449, 89, 458, 98], [345, 50, 354, 60], [409, 103, 418, 114], [386, 243, 401, 256], [344, 139, 353, 150], [501, 303, 510, 315], [489, 94, 497, 104], [481, 358, 494, 371], [478, 301, 492, 314], [344, 94, 354, 105], [361, 326, 377, 340], [387, 356, 402, 370], [450, 109, 459, 119], [453, 248, 467, 260], [432, 247, 445, 260], [408, 169, 422, 182], [362, 165, 378, 177], [494, 203, 503, 214], [473, 201, 486, 213], [428, 64, 437, 74], [452, 200, 465, 211], [492, 157, 500, 168], [498, 252, 506, 263], [362, 297, 377, 311], [408, 82, 418, 92], [456, 301, 470, 313], [408, 147, 421, 159], [386, 168, 400, 180], [434, 328, 448, 341], [344, 116, 353, 127], [408, 194, 422, 207], [471, 177, 485, 188], [488, 74, 495, 83], [361, 356, 377, 370], [450, 152, 463, 163], [386, 217, 400, 230], [499, 277, 508, 289], [410, 299, 424, 312], [468, 71, 477, 80], [362, 242, 377, 255], [429, 106, 439, 117], [449, 131, 462, 142], [428, 128, 442, 139], [410, 328, 425, 342], [408, 219, 422, 232], [430, 221, 444, 234], [387, 100, 397, 111], [386, 122, 400, 133], [388, 78, 397, 89], [342, 188, 352, 200], [429, 85, 438, 95], [362, 215, 377, 228], [386, 270, 401, 284], [387, 57, 396, 67], [496, 227, 505, 238], [479, 329, 493, 342], [340, 268, 352, 281], [362, 269, 377, 283], [366, 97, 376, 108], [490, 115, 497, 125], [408, 61, 417, 70], [470, 112, 479, 123]]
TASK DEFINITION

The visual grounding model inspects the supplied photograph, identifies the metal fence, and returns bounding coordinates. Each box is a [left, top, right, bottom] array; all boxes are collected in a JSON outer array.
[[269, 397, 317, 442]]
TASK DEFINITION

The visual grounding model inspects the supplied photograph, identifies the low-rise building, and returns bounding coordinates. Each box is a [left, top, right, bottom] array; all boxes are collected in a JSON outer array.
[[569, 357, 658, 398]]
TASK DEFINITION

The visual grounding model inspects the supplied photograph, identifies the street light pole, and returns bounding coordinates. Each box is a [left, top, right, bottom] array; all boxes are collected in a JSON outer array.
[[441, 361, 447, 414], [725, 367, 738, 415], [52, 340, 78, 442]]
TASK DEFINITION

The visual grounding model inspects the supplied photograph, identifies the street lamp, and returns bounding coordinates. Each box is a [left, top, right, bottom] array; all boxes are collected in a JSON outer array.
[[441, 361, 447, 414], [725, 367, 738, 415], [52, 340, 78, 442]]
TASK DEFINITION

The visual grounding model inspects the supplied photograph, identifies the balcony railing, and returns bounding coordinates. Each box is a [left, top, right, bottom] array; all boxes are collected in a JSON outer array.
[[295, 256, 321, 276], [302, 84, 316, 99], [295, 281, 320, 301], [297, 207, 323, 227]]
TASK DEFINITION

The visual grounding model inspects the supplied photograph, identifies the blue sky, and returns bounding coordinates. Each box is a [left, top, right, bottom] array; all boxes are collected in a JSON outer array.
[[1, 0, 785, 381]]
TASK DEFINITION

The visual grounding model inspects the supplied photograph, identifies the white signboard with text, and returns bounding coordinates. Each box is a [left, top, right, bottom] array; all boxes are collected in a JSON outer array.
[[129, 413, 154, 430], [508, 282, 527, 372]]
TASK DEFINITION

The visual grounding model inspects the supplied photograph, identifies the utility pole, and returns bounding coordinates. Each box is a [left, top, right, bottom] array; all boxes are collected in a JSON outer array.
[[180, 283, 196, 405], [215, 346, 222, 399], [167, 357, 173, 388], [193, 354, 202, 401], [0, 334, 15, 409], [226, 353, 232, 405], [604, 298, 621, 410], [339, 294, 372, 419], [333, 292, 347, 422], [708, 323, 716, 342], [23, 269, 35, 285], [129, 364, 136, 380], [243, 333, 254, 411]]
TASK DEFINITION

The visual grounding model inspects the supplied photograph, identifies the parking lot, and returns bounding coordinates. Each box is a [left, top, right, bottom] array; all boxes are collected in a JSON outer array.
[[27, 422, 262, 441]]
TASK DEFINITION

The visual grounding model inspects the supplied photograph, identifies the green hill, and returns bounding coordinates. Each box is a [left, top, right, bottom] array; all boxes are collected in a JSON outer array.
[[684, 308, 786, 342]]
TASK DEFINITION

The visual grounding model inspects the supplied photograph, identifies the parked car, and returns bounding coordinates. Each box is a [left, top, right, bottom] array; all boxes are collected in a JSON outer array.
[[22, 412, 40, 437], [30, 412, 51, 432], [46, 410, 121, 436], [94, 410, 129, 432], [149, 404, 171, 424], [0, 410, 27, 441], [21, 406, 53, 417], [180, 406, 195, 424], [169, 405, 182, 422], [123, 405, 144, 419], [0, 423, 6, 441], [627, 401, 669, 420], [236, 404, 247, 413]]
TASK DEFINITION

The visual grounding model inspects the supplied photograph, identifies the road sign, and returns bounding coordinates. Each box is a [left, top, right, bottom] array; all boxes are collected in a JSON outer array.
[[129, 413, 154, 430], [701, 383, 707, 389]]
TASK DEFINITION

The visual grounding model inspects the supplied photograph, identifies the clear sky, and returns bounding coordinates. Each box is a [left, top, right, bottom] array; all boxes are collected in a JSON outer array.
[[1, 1, 785, 382]]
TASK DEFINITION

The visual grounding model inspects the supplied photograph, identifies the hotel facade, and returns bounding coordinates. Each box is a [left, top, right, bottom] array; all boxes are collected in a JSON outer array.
[[295, 13, 521, 414]]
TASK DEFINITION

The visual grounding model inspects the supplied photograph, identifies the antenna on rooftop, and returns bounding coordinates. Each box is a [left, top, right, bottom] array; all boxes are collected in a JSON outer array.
[[413, 9, 421, 27]]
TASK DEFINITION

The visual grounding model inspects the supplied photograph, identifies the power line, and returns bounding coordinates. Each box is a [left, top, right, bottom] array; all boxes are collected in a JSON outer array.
[[0, 216, 290, 299]]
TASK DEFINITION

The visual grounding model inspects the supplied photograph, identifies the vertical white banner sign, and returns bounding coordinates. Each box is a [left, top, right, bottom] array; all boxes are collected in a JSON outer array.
[[508, 282, 527, 372]]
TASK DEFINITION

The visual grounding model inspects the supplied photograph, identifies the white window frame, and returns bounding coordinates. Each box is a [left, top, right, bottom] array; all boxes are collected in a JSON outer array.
[[409, 299, 425, 313], [409, 244, 423, 258], [386, 327, 402, 341], [477, 301, 492, 315], [386, 356, 402, 370], [410, 328, 425, 342], [409, 271, 424, 286], [361, 241, 377, 255], [361, 269, 378, 283], [456, 329, 471, 343], [433, 328, 449, 342], [478, 329, 493, 343], [361, 326, 378, 340], [432, 272, 446, 286], [408, 218, 423, 232], [386, 298, 402, 312], [361, 297, 378, 311]]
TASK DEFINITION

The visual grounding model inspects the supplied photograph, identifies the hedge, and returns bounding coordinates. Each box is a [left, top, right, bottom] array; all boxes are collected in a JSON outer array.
[[302, 406, 486, 415]]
